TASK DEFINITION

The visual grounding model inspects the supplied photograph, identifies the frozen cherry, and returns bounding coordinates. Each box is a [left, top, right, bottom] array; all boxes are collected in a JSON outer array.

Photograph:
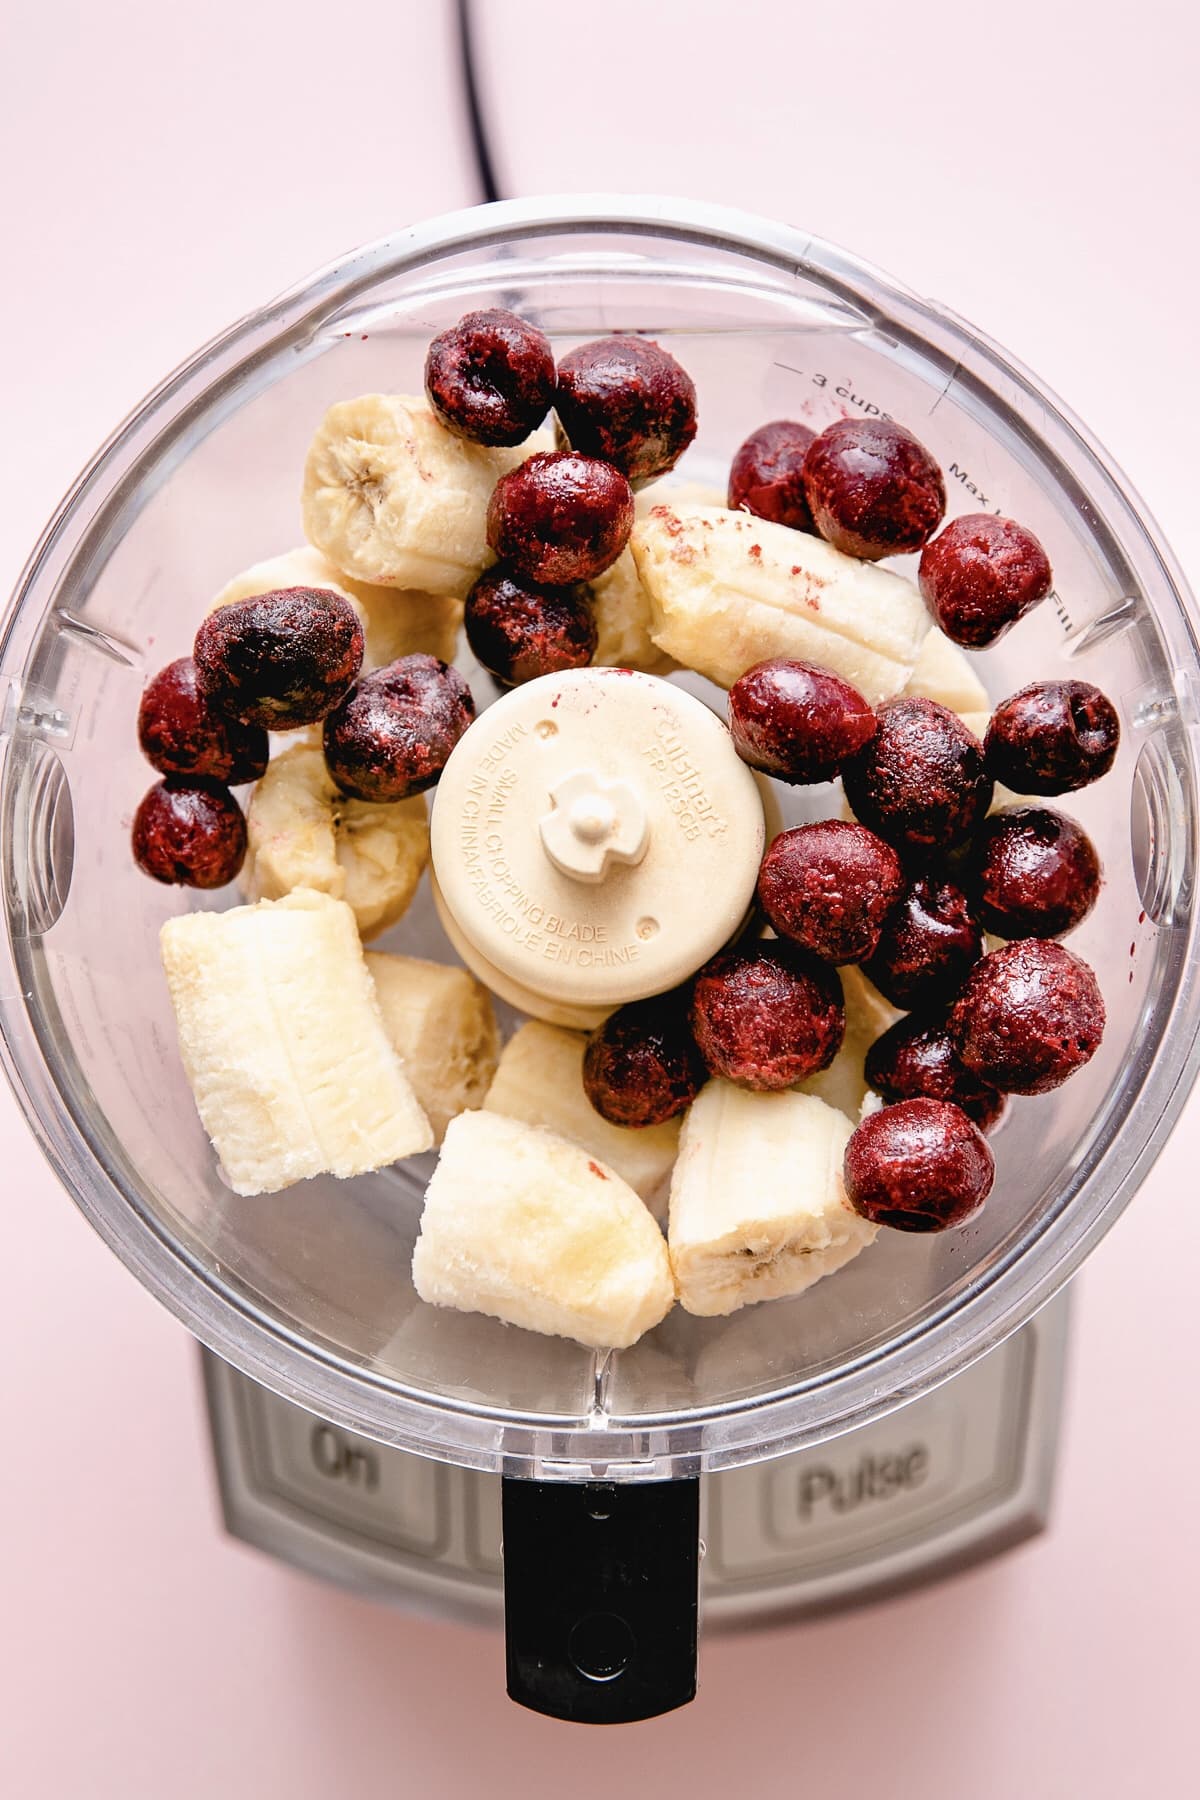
[[842, 696, 992, 858], [971, 806, 1101, 940], [689, 942, 844, 1091], [555, 335, 697, 485], [583, 992, 707, 1128], [194, 588, 363, 731], [487, 450, 634, 584], [949, 938, 1105, 1095], [424, 308, 555, 447], [728, 659, 876, 784], [802, 417, 945, 560], [131, 779, 246, 888], [464, 565, 596, 686], [862, 874, 983, 1009], [865, 1015, 1005, 1131], [757, 821, 904, 966], [137, 657, 268, 784], [844, 1099, 994, 1232], [727, 419, 816, 532], [985, 681, 1120, 795], [323, 653, 474, 803], [919, 514, 1052, 647]]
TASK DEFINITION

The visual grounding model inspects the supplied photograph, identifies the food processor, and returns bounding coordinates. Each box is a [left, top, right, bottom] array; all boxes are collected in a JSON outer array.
[[2, 197, 1197, 1722]]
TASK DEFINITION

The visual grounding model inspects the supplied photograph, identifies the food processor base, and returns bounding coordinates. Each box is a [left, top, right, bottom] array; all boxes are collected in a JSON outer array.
[[201, 1289, 1068, 1627]]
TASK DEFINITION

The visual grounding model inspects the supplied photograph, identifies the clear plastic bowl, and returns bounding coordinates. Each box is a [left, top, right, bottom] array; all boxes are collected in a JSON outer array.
[[2, 196, 1198, 1481]]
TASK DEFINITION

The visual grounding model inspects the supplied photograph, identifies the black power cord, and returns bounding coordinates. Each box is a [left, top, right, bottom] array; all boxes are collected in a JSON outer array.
[[455, 0, 505, 203]]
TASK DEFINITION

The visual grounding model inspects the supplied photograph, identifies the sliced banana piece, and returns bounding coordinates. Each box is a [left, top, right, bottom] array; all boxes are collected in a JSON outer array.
[[412, 1110, 675, 1349], [160, 888, 432, 1196], [631, 503, 931, 703], [301, 394, 539, 597], [903, 627, 990, 717], [210, 544, 460, 668], [244, 743, 429, 940], [591, 483, 732, 673], [798, 966, 903, 1122], [365, 952, 499, 1144], [590, 548, 677, 674], [482, 1021, 680, 1204], [668, 1082, 876, 1316]]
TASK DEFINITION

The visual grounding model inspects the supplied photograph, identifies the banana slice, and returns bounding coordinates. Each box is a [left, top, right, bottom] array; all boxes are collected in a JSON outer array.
[[160, 888, 432, 1196], [210, 544, 461, 668], [301, 394, 540, 597], [668, 1082, 877, 1316], [631, 503, 931, 703], [412, 1110, 675, 1349], [482, 1021, 681, 1204], [365, 952, 499, 1144], [798, 966, 903, 1122], [590, 548, 678, 674], [244, 743, 429, 940], [903, 627, 990, 717], [591, 482, 724, 673]]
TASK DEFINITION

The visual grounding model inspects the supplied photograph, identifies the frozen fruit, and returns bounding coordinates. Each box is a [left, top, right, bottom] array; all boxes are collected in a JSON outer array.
[[668, 1084, 876, 1317], [919, 514, 1052, 647], [132, 779, 247, 888], [862, 874, 983, 1009], [583, 993, 707, 1128], [985, 680, 1120, 795], [865, 1015, 1005, 1131], [323, 654, 474, 804], [244, 742, 430, 940], [727, 658, 876, 784], [971, 806, 1101, 940], [487, 450, 635, 584], [194, 587, 363, 730], [842, 696, 992, 857], [424, 308, 555, 447], [412, 1110, 675, 1350], [802, 417, 945, 560], [301, 393, 539, 597], [689, 943, 845, 1091], [464, 565, 596, 686], [629, 503, 931, 704], [137, 657, 268, 784], [756, 821, 905, 966], [949, 938, 1105, 1095], [727, 419, 816, 532], [160, 890, 431, 1195], [555, 336, 697, 485], [844, 1098, 994, 1232]]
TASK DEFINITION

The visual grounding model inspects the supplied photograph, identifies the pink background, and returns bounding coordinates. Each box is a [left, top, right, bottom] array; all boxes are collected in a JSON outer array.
[[3, 2, 1198, 1791]]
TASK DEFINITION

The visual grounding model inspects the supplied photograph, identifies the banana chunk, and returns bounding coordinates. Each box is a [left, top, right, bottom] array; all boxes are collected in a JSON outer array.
[[160, 889, 432, 1196], [798, 966, 903, 1122], [903, 627, 990, 717], [589, 483, 724, 672], [412, 1111, 675, 1349], [244, 743, 429, 940], [590, 548, 677, 673], [365, 953, 499, 1144], [210, 544, 460, 668], [482, 1021, 681, 1203], [301, 394, 537, 597], [668, 1082, 876, 1316], [631, 503, 931, 702]]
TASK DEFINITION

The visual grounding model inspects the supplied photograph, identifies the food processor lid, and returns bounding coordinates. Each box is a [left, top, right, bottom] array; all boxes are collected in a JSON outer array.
[[430, 669, 765, 1009]]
